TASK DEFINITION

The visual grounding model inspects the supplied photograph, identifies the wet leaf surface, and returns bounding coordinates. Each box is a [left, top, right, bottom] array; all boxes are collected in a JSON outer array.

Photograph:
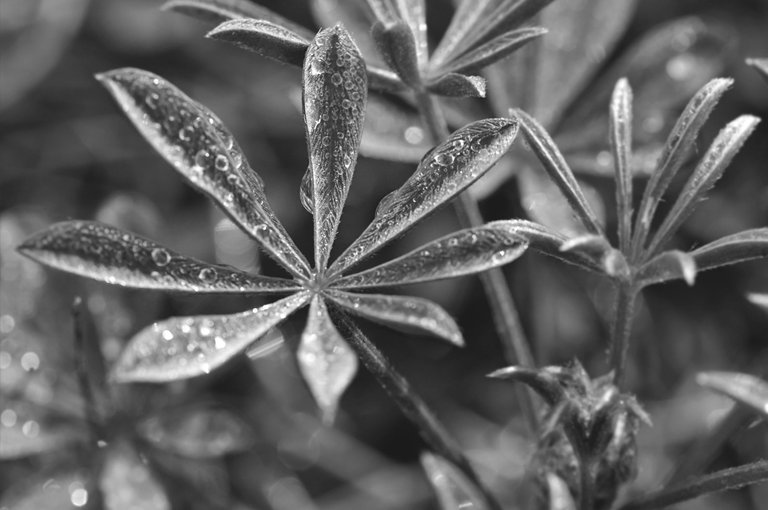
[[207, 19, 310, 66]]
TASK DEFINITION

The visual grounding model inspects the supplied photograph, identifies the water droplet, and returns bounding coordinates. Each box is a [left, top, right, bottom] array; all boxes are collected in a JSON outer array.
[[343, 154, 352, 168], [199, 267, 217, 284], [666, 54, 696, 81], [21, 420, 39, 438], [331, 73, 343, 86], [20, 352, 40, 371], [178, 126, 193, 141], [214, 336, 226, 350], [214, 154, 229, 172], [194, 149, 210, 168], [151, 248, 171, 266], [162, 330, 174, 341], [404, 126, 424, 145], [145, 93, 159, 108], [434, 152, 455, 166]]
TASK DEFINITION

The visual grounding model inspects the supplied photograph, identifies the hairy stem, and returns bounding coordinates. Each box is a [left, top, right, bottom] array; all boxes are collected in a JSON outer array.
[[415, 90, 539, 433], [609, 281, 637, 389], [622, 460, 768, 510], [330, 307, 503, 510]]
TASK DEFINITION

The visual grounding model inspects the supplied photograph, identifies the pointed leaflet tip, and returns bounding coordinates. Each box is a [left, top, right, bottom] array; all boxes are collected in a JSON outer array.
[[303, 24, 368, 271], [427, 73, 487, 98], [206, 19, 310, 67], [298, 297, 358, 423]]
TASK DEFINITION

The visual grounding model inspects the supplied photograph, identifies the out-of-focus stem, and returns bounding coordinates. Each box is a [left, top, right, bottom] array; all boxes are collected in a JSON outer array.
[[415, 90, 539, 433], [330, 308, 504, 510], [609, 281, 638, 390]]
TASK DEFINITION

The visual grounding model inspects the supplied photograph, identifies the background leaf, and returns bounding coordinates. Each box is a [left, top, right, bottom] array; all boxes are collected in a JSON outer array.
[[696, 371, 768, 418]]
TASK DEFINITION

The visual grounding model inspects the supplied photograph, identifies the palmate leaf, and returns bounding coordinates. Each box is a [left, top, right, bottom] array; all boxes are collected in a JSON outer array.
[[330, 118, 519, 274], [138, 404, 254, 458], [647, 115, 760, 254], [303, 25, 368, 271], [335, 224, 527, 288], [513, 108, 604, 234], [96, 68, 311, 279], [206, 19, 310, 66], [113, 292, 311, 383], [298, 296, 358, 423], [162, 0, 315, 38], [18, 221, 300, 294], [100, 442, 171, 510], [631, 78, 733, 254], [326, 290, 463, 345], [696, 371, 768, 418], [420, 452, 488, 510]]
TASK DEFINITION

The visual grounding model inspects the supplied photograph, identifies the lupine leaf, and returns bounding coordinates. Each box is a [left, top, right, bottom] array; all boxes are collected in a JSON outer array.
[[97, 68, 311, 278], [297, 296, 358, 423], [112, 292, 310, 383], [326, 290, 464, 345], [100, 442, 171, 510], [138, 405, 254, 457], [162, 0, 315, 39], [546, 473, 577, 510], [392, 0, 428, 69], [206, 19, 310, 66], [0, 401, 80, 460], [359, 93, 431, 162], [748, 58, 768, 83], [426, 73, 486, 98], [560, 18, 729, 149], [497, 220, 603, 272], [494, 0, 634, 127], [696, 371, 768, 418], [623, 460, 768, 510], [429, 0, 497, 68], [637, 250, 697, 287], [647, 115, 760, 255], [372, 21, 421, 88], [691, 229, 768, 270], [335, 224, 527, 288], [0, 471, 90, 510], [311, 0, 386, 67], [632, 78, 733, 254], [18, 221, 300, 294], [513, 108, 604, 234], [433, 27, 547, 76], [610, 78, 634, 252], [420, 452, 489, 510], [330, 118, 518, 274], [303, 25, 367, 270]]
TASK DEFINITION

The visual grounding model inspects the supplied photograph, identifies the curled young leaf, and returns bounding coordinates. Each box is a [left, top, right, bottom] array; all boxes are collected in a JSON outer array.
[[637, 250, 697, 287], [326, 290, 464, 345], [609, 78, 634, 252], [138, 405, 254, 457], [647, 115, 760, 255], [513, 108, 604, 235], [632, 78, 733, 255], [420, 452, 489, 510], [426, 73, 486, 98], [207, 19, 310, 66], [113, 292, 311, 383], [297, 296, 358, 423], [331, 118, 518, 274], [97, 68, 311, 278], [18, 221, 301, 294], [303, 25, 368, 270], [335, 224, 527, 288], [162, 0, 316, 39], [372, 20, 422, 88], [100, 442, 171, 510], [696, 371, 768, 418], [487, 365, 565, 406]]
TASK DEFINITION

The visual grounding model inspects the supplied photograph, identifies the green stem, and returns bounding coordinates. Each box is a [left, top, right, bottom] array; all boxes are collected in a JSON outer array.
[[622, 460, 768, 510], [609, 281, 638, 390], [578, 455, 595, 510], [415, 90, 540, 434], [330, 307, 504, 510]]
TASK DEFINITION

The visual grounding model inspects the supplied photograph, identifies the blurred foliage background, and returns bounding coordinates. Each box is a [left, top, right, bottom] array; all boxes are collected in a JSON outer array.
[[1, 0, 767, 509]]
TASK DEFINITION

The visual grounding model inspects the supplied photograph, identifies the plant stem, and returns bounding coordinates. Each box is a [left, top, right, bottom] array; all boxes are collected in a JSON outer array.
[[577, 455, 595, 510], [330, 307, 504, 510], [621, 460, 768, 510], [415, 90, 539, 434], [72, 297, 106, 440], [609, 281, 637, 390]]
